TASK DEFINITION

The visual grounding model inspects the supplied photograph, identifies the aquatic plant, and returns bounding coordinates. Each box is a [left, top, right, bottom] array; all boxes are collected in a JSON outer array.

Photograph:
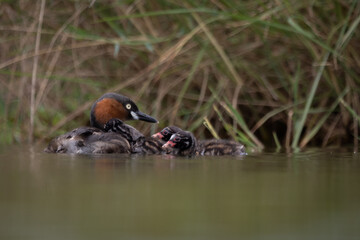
[[0, 0, 359, 151]]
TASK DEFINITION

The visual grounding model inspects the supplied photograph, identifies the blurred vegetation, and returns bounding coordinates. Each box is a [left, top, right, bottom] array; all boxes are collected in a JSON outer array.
[[0, 0, 359, 151]]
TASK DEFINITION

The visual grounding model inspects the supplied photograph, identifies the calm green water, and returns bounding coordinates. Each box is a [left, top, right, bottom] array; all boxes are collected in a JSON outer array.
[[0, 145, 359, 240]]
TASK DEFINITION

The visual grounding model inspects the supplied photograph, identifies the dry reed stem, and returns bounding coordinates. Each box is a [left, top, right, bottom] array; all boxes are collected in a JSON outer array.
[[191, 66, 209, 122], [232, 83, 242, 131], [353, 91, 359, 152], [0, 26, 53, 34], [189, 9, 244, 87], [121, 7, 156, 53], [35, 35, 68, 111], [322, 115, 341, 147], [29, 0, 46, 143], [137, 3, 159, 39], [35, 4, 88, 110], [12, 17, 44, 124], [285, 110, 293, 150], [170, 44, 205, 123], [89, 0, 96, 8], [0, 41, 111, 70]]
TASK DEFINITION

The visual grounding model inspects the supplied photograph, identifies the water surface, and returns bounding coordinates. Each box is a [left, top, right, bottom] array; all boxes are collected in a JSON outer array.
[[1, 145, 359, 240]]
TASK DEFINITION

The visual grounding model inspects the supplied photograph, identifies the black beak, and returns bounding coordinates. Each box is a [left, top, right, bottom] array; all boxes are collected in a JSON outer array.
[[131, 111, 158, 123]]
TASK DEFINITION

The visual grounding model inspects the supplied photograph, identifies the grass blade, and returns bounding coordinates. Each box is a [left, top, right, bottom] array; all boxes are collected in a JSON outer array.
[[171, 45, 207, 122], [100, 8, 219, 22], [291, 52, 330, 149], [190, 8, 244, 86], [213, 105, 256, 148], [251, 103, 297, 132], [340, 98, 360, 125], [300, 89, 349, 148], [221, 99, 264, 149], [203, 117, 220, 139], [272, 132, 281, 150]]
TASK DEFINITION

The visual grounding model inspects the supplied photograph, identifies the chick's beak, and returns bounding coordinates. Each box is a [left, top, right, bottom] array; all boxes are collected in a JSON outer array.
[[162, 141, 176, 149], [130, 111, 158, 123], [151, 132, 163, 139]]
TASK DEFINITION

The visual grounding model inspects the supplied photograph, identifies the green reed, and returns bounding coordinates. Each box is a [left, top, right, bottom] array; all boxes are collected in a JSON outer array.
[[0, 0, 359, 151]]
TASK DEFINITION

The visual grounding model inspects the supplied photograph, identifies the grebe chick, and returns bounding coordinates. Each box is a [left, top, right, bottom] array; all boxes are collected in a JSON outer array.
[[161, 129, 246, 156], [105, 118, 165, 155], [151, 126, 183, 142]]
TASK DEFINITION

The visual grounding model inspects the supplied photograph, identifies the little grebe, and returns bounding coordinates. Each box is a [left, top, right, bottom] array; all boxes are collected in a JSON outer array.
[[155, 127, 246, 156], [90, 92, 158, 130], [151, 126, 183, 142], [45, 93, 158, 154], [44, 127, 131, 154], [45, 120, 164, 154]]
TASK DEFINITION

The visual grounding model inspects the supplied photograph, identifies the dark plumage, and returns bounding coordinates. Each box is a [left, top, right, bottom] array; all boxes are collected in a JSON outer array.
[[162, 130, 198, 156], [105, 118, 165, 154], [132, 137, 165, 154], [104, 118, 144, 143], [160, 127, 246, 156], [44, 127, 131, 154], [45, 119, 165, 155], [152, 126, 183, 142], [197, 139, 246, 156]]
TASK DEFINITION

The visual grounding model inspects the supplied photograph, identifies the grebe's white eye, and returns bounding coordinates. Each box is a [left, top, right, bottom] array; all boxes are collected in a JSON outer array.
[[126, 104, 131, 110]]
